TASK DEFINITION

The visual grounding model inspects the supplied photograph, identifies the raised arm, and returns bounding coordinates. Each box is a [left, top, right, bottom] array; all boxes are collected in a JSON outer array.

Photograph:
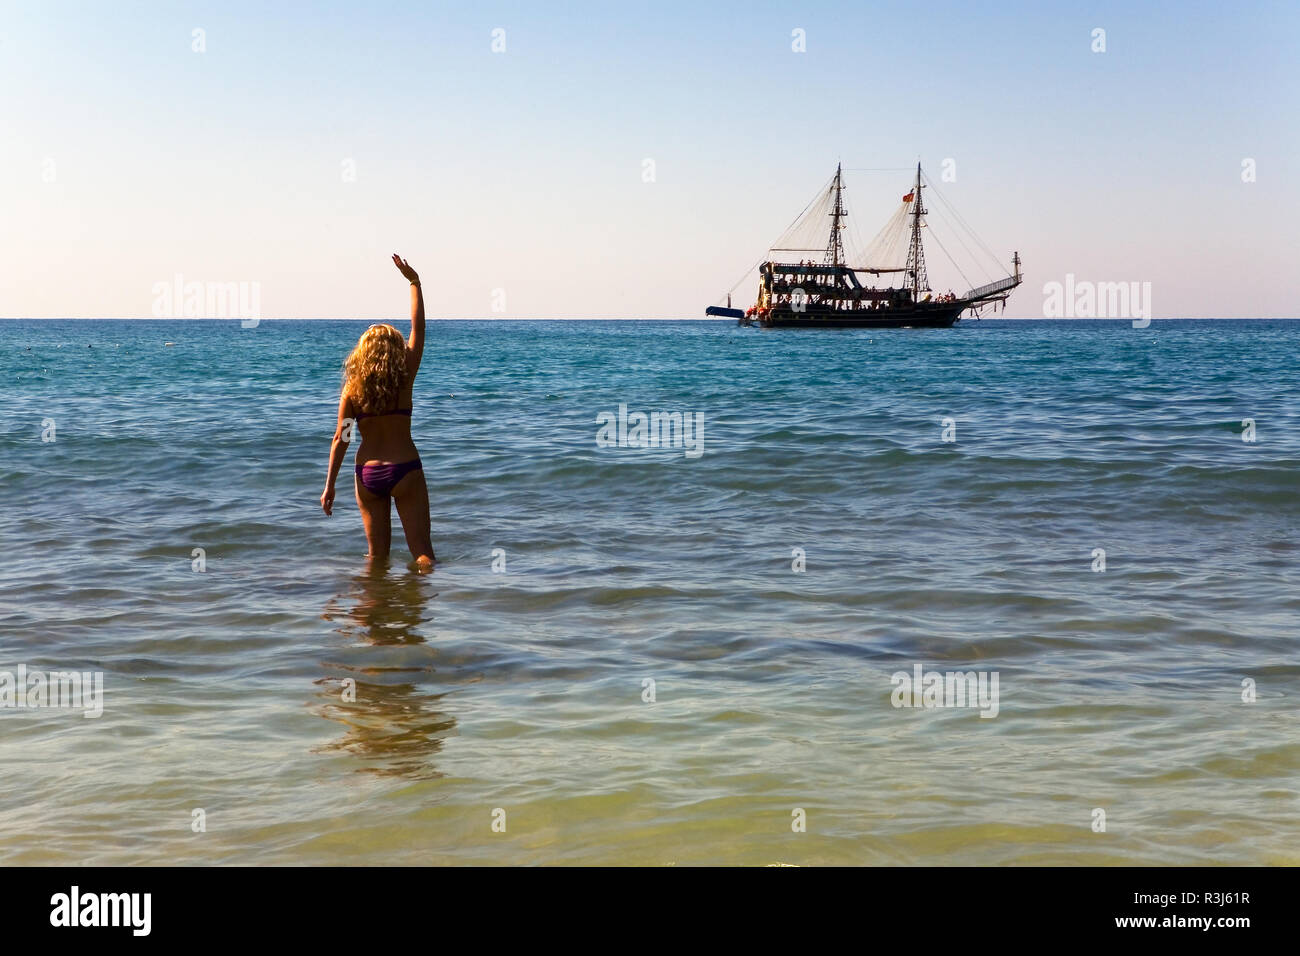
[[392, 253, 424, 378]]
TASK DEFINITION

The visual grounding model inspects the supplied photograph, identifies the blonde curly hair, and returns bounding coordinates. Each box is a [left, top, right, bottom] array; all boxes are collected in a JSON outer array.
[[343, 324, 409, 414]]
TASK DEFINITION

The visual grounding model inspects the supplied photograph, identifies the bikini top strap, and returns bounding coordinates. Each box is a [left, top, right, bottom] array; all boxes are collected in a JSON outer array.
[[356, 407, 412, 420]]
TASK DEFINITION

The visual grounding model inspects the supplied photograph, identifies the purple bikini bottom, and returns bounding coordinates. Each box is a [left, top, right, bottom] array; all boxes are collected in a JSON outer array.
[[355, 459, 423, 498]]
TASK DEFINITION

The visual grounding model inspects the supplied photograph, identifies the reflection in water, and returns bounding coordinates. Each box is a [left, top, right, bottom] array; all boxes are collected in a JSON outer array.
[[315, 561, 455, 779], [322, 558, 436, 646]]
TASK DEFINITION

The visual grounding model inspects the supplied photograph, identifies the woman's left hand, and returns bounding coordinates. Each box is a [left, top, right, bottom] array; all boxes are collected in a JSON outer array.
[[321, 484, 336, 516]]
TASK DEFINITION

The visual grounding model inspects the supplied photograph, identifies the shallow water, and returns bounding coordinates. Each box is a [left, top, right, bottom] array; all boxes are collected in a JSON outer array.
[[2, 318, 1298, 865]]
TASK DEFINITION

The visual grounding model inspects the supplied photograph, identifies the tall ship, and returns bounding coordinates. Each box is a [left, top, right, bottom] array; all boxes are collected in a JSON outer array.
[[707, 163, 1022, 328]]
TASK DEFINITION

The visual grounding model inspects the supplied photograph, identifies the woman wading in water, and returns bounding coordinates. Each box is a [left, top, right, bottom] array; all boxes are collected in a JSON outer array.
[[321, 254, 435, 570]]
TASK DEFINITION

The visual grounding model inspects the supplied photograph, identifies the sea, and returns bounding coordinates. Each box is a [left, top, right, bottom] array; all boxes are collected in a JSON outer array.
[[2, 317, 1297, 865]]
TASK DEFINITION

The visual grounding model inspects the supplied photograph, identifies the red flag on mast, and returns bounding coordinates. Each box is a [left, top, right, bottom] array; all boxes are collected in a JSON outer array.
[[902, 191, 914, 203]]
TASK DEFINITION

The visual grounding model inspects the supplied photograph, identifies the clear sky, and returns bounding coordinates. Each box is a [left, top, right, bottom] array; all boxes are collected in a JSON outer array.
[[2, 0, 1297, 319]]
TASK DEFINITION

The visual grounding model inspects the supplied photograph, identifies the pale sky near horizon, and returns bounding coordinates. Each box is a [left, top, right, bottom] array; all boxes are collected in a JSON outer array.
[[2, 0, 1297, 319]]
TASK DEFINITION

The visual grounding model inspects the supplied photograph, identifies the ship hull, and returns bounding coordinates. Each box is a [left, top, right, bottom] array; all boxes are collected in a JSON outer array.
[[744, 303, 965, 329]]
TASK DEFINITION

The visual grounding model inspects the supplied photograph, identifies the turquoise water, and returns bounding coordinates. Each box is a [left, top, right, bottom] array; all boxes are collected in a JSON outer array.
[[2, 318, 1298, 865]]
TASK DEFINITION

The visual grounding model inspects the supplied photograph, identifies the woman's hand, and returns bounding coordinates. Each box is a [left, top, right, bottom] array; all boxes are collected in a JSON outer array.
[[321, 484, 336, 516], [392, 253, 420, 285]]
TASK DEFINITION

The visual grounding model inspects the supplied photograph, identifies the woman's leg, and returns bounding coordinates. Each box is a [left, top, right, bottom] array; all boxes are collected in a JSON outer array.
[[391, 469, 435, 568], [354, 473, 392, 559]]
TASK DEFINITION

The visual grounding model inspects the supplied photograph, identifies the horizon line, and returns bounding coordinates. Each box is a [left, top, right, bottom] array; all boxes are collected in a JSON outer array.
[[4, 316, 1299, 322]]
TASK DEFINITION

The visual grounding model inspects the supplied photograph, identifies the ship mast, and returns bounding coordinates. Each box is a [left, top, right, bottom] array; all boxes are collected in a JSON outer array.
[[905, 162, 928, 299], [825, 163, 846, 267]]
